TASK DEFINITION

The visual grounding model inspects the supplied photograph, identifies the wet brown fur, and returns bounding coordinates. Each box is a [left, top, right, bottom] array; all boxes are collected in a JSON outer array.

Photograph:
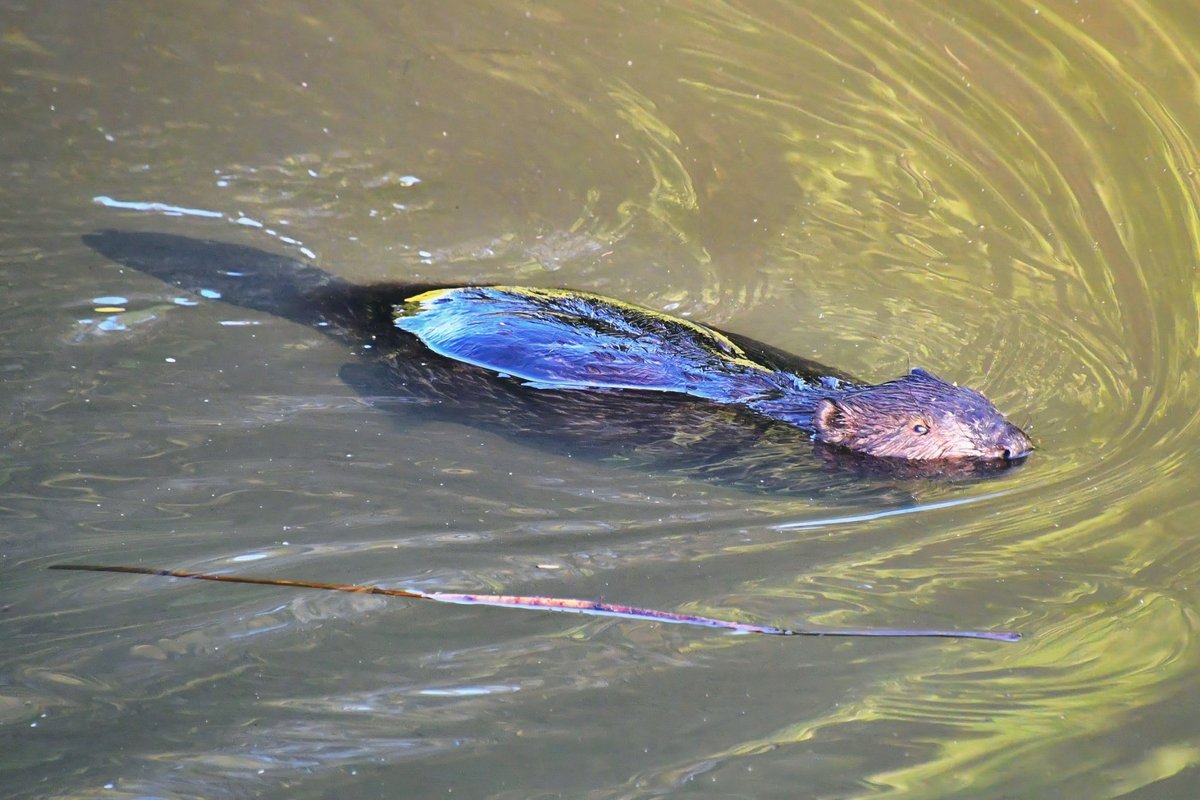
[[812, 368, 1032, 461]]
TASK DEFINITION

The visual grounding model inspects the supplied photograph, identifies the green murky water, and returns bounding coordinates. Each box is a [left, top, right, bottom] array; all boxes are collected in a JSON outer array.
[[3, 2, 1200, 797]]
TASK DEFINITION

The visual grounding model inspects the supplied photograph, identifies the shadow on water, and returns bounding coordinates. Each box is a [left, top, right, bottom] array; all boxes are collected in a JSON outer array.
[[83, 229, 1026, 503]]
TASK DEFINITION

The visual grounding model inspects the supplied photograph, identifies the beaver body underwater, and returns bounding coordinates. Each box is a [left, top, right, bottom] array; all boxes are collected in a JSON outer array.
[[83, 231, 1031, 480]]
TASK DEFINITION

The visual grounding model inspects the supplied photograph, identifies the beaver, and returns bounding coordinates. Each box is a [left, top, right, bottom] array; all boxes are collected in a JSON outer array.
[[393, 285, 1031, 462], [82, 231, 1031, 478]]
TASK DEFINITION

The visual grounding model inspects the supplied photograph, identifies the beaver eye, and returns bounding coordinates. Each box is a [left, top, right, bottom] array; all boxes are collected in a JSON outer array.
[[913, 423, 929, 435]]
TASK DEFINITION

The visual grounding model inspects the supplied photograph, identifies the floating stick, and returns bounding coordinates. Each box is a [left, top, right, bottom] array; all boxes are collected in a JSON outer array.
[[48, 564, 1021, 642]]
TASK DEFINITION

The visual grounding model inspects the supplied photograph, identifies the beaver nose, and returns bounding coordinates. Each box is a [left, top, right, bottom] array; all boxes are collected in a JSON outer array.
[[996, 422, 1034, 461]]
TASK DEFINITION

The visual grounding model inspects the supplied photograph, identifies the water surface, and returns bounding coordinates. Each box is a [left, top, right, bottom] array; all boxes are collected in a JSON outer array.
[[3, 2, 1200, 798]]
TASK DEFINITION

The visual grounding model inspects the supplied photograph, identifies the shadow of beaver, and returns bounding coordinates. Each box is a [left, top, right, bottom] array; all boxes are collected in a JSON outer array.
[[83, 230, 1027, 500]]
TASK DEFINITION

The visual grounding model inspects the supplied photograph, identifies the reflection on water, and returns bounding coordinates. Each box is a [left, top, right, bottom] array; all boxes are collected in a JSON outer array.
[[3, 1, 1200, 798]]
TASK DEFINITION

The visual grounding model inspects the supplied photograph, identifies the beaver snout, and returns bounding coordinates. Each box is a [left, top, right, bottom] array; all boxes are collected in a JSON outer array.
[[993, 422, 1034, 461]]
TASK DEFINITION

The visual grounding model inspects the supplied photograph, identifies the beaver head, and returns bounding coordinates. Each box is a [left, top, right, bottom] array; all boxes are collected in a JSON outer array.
[[812, 368, 1032, 462]]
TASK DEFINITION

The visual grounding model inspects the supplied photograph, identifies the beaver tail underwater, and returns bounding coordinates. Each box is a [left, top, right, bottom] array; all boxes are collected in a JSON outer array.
[[82, 230, 401, 341], [83, 230, 1031, 475]]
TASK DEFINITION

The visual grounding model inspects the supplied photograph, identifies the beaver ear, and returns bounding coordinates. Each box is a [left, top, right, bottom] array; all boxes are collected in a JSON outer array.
[[813, 398, 849, 443]]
